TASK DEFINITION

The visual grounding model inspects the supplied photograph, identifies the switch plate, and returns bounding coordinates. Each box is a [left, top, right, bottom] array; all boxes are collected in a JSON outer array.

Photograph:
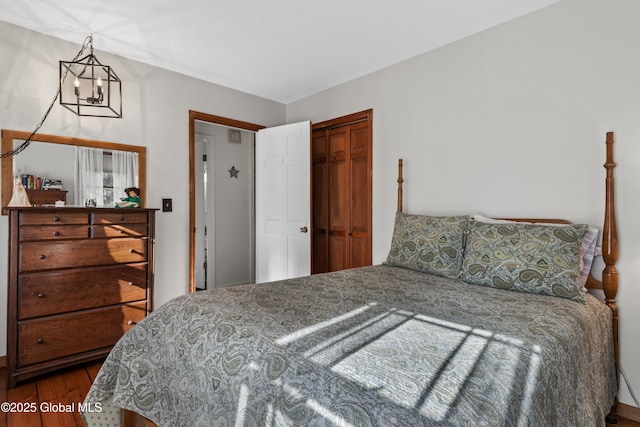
[[162, 198, 172, 212]]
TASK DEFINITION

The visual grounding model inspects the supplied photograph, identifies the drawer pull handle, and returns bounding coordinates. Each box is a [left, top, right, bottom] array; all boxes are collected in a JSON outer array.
[[37, 292, 45, 298], [120, 216, 126, 221], [127, 320, 137, 326], [52, 217, 60, 222], [53, 231, 60, 236], [37, 338, 44, 344], [128, 281, 134, 286], [39, 254, 46, 260]]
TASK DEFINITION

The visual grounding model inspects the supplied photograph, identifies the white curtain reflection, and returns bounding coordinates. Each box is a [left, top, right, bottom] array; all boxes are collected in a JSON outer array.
[[112, 150, 139, 200], [74, 148, 138, 207], [74, 146, 104, 207]]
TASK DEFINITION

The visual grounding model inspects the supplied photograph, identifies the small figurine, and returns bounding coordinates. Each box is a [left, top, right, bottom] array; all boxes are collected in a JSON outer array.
[[7, 177, 32, 207], [115, 187, 141, 208]]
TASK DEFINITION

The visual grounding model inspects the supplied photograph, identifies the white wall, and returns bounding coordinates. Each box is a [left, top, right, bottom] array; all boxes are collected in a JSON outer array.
[[0, 22, 286, 356], [287, 0, 640, 408]]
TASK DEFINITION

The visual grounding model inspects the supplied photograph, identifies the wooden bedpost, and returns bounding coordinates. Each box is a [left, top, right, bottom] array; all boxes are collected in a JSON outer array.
[[603, 131, 619, 423], [397, 159, 404, 213]]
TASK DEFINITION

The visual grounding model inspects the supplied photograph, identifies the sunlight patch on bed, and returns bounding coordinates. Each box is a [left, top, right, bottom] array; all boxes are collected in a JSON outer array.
[[274, 306, 539, 422], [264, 402, 296, 427], [327, 315, 489, 413], [303, 308, 407, 363], [276, 303, 377, 345], [234, 383, 249, 427], [280, 382, 355, 427], [517, 344, 542, 425], [306, 398, 355, 427]]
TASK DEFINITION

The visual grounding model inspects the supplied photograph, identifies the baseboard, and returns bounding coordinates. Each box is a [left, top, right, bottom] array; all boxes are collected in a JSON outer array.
[[618, 402, 640, 423], [0, 356, 5, 368]]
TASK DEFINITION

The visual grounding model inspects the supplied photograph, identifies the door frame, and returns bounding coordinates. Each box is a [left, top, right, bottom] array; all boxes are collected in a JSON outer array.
[[188, 110, 265, 293]]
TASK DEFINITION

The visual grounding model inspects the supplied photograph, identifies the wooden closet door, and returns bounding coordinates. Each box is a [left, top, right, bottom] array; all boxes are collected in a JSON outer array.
[[311, 110, 372, 274]]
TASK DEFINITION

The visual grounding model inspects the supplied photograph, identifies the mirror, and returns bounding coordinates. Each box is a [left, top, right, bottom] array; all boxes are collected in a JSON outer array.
[[2, 129, 146, 214]]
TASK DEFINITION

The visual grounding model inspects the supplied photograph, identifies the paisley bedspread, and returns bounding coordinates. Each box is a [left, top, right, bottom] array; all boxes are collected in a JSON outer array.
[[83, 265, 616, 426]]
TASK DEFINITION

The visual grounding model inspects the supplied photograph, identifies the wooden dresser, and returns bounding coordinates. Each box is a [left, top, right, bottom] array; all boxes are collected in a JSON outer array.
[[5, 207, 156, 388]]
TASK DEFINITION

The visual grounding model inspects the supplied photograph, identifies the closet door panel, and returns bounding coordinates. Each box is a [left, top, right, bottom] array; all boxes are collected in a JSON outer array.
[[328, 126, 349, 271], [349, 121, 371, 267], [328, 235, 348, 272], [350, 121, 370, 154], [311, 130, 328, 274], [350, 155, 370, 267]]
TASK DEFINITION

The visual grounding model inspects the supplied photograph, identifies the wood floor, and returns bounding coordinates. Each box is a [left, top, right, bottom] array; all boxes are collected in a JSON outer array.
[[0, 361, 102, 427], [1, 361, 639, 427]]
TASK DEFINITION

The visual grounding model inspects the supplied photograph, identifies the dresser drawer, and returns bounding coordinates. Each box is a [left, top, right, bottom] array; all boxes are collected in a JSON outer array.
[[18, 263, 148, 319], [19, 224, 148, 241], [93, 212, 148, 225], [17, 302, 147, 367], [20, 211, 89, 225], [92, 223, 148, 238], [19, 238, 148, 272], [20, 225, 90, 241]]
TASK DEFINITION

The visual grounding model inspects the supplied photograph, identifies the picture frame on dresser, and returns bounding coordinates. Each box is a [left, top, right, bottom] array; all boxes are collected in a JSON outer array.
[[5, 206, 157, 388]]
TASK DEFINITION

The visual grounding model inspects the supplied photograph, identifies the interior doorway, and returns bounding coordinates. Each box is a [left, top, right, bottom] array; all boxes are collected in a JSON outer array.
[[194, 122, 256, 290], [189, 111, 264, 293]]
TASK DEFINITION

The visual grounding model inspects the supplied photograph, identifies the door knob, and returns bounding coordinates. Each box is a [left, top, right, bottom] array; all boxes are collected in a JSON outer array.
[[300, 226, 308, 233]]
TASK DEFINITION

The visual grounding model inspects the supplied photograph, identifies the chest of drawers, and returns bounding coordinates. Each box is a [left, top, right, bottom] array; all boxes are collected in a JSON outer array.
[[6, 207, 157, 388]]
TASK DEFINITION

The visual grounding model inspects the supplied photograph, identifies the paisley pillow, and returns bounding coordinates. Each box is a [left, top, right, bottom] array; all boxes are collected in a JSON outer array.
[[385, 212, 470, 278], [460, 221, 588, 303], [472, 214, 599, 290]]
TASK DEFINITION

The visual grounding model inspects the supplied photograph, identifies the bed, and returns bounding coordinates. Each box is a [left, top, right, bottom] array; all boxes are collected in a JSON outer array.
[[82, 132, 620, 427]]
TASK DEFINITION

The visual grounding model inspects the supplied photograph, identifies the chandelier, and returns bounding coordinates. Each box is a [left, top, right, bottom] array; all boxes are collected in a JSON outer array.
[[59, 34, 122, 118]]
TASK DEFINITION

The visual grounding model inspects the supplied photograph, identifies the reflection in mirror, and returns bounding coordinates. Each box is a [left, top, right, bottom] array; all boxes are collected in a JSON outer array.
[[12, 141, 75, 204], [74, 146, 139, 207], [2, 129, 146, 214]]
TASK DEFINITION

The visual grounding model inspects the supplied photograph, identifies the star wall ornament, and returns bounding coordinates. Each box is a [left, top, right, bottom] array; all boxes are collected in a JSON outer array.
[[228, 166, 239, 178]]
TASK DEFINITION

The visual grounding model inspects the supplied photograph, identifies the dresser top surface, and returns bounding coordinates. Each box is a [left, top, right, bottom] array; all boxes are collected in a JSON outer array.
[[5, 206, 158, 212]]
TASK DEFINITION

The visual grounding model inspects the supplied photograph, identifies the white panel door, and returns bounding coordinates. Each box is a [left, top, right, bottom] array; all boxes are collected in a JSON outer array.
[[256, 121, 311, 283]]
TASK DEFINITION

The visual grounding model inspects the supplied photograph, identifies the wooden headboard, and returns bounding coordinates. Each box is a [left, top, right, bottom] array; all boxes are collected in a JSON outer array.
[[396, 131, 619, 417]]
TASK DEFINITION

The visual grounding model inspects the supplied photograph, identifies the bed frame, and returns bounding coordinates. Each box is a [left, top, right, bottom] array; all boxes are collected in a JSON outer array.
[[397, 131, 619, 421], [124, 132, 619, 426]]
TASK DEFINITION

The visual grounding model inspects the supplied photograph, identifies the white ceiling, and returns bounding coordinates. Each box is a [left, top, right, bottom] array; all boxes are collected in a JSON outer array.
[[0, 0, 559, 103]]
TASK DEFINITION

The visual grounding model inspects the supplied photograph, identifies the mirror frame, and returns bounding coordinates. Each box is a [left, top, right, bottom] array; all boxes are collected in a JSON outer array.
[[2, 129, 146, 214]]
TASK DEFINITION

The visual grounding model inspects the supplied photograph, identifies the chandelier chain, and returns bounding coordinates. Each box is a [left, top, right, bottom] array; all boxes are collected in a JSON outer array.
[[1, 35, 94, 159]]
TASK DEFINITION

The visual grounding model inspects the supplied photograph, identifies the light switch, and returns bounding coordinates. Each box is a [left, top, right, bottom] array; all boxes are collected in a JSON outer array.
[[162, 198, 172, 212]]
